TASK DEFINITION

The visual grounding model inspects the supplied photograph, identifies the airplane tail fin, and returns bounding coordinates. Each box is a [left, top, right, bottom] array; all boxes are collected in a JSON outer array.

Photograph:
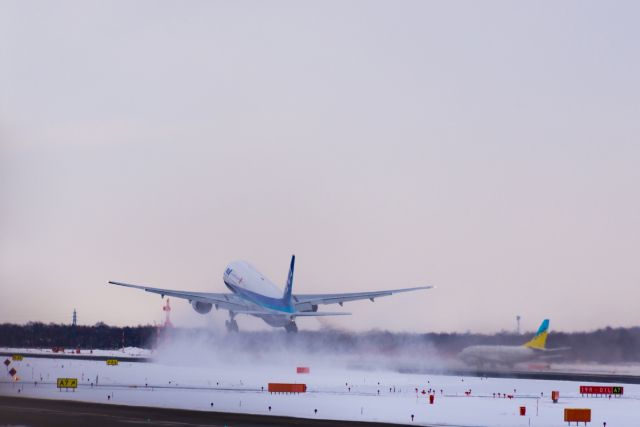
[[523, 319, 550, 350], [283, 255, 295, 304]]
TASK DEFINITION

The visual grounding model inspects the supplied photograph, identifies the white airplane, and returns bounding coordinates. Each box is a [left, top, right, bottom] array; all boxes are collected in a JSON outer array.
[[458, 319, 567, 368], [110, 255, 432, 332]]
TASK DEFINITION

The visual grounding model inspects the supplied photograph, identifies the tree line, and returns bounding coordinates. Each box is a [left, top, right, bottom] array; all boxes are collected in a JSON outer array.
[[0, 322, 157, 350], [1, 322, 639, 363]]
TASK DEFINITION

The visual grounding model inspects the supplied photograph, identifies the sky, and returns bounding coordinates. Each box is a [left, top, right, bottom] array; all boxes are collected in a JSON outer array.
[[1, 1, 639, 333]]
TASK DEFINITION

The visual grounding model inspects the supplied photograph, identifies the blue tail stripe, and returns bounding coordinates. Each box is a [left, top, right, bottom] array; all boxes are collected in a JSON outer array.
[[283, 255, 295, 302], [225, 281, 294, 313], [536, 319, 550, 335], [223, 255, 297, 314]]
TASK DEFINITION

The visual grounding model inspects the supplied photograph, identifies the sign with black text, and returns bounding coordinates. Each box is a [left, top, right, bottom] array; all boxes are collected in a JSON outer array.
[[57, 378, 78, 389]]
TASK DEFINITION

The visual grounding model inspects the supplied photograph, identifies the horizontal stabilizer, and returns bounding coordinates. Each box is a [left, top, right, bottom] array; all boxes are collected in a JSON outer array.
[[232, 310, 351, 317], [292, 312, 352, 317]]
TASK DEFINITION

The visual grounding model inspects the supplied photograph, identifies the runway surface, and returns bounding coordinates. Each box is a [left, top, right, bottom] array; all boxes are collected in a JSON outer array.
[[400, 366, 640, 384], [0, 396, 410, 427], [0, 351, 150, 363], [4, 351, 639, 384]]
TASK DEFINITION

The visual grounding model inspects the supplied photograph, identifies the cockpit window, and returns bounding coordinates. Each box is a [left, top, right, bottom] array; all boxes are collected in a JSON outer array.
[[225, 268, 232, 276]]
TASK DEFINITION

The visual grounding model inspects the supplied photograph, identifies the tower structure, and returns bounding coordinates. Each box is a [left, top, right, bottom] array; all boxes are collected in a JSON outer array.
[[71, 308, 78, 350], [155, 298, 174, 348], [162, 298, 173, 328]]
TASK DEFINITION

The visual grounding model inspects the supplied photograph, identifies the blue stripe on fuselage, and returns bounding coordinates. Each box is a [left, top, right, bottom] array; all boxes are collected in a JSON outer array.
[[225, 281, 294, 313]]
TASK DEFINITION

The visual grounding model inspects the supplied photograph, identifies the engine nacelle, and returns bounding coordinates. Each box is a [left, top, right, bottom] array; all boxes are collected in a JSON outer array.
[[296, 302, 318, 312], [191, 301, 212, 314]]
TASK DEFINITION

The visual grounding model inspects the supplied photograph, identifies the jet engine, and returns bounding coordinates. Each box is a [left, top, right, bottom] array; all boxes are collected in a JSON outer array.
[[191, 301, 212, 314], [296, 303, 318, 312]]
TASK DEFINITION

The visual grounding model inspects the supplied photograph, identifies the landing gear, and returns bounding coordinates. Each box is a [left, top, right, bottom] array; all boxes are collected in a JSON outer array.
[[225, 313, 239, 332], [225, 319, 239, 332], [284, 321, 298, 333]]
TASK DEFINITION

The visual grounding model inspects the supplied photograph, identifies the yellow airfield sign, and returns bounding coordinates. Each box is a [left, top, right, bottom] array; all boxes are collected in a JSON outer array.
[[106, 359, 119, 366], [11, 355, 23, 361], [56, 378, 78, 389]]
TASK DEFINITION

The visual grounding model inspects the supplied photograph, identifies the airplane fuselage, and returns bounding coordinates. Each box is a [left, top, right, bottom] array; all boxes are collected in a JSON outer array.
[[223, 261, 293, 312], [459, 345, 539, 367], [223, 260, 296, 329]]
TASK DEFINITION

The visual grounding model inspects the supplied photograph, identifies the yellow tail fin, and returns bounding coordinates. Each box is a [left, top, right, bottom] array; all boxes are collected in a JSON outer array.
[[523, 319, 550, 350]]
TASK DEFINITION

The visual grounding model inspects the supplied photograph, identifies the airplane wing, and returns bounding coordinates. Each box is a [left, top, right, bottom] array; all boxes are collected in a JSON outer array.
[[109, 281, 353, 317], [538, 350, 571, 361], [293, 285, 433, 308], [108, 281, 250, 311], [542, 347, 572, 352]]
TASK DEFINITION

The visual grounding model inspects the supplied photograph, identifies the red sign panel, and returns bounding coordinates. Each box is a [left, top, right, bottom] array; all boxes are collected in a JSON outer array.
[[268, 383, 307, 393], [8, 368, 17, 377], [580, 385, 623, 395], [565, 408, 592, 423], [3, 359, 10, 367]]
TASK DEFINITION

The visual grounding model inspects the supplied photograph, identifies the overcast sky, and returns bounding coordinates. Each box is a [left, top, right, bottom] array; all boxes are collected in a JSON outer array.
[[1, 1, 638, 333]]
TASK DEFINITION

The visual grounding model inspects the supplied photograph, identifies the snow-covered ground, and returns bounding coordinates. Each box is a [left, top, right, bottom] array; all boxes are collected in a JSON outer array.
[[1, 347, 151, 358], [5, 347, 640, 377], [2, 354, 639, 426]]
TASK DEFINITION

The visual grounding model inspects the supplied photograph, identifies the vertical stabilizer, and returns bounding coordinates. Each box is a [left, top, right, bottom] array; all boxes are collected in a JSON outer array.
[[283, 255, 295, 304], [523, 319, 550, 350]]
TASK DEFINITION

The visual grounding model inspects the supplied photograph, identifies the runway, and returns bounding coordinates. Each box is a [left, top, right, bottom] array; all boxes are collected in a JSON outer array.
[[4, 351, 639, 384], [0, 351, 150, 363], [0, 396, 409, 427], [399, 366, 640, 385]]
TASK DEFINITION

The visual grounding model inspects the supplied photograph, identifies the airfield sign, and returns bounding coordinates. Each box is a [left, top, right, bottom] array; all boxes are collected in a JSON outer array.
[[57, 378, 78, 391], [580, 385, 624, 396], [106, 359, 119, 366]]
